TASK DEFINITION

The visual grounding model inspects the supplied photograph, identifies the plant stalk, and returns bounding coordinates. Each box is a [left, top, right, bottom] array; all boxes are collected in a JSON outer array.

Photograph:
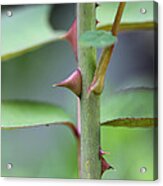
[[89, 2, 126, 95], [77, 3, 101, 179], [98, 2, 126, 77]]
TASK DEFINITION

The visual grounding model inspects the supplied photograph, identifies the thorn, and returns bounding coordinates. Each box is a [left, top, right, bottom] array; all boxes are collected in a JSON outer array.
[[96, 19, 100, 25], [53, 68, 82, 97], [99, 147, 112, 176], [109, 165, 114, 170], [101, 156, 113, 176], [95, 3, 100, 8], [63, 17, 99, 60], [63, 19, 78, 61]]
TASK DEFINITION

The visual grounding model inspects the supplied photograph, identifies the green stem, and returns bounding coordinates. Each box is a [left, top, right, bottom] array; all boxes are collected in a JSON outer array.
[[77, 3, 101, 179], [89, 2, 126, 95]]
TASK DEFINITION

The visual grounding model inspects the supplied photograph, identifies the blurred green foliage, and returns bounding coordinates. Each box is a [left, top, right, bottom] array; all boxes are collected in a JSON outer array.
[[101, 88, 154, 122], [97, 1, 155, 27], [1, 5, 66, 60]]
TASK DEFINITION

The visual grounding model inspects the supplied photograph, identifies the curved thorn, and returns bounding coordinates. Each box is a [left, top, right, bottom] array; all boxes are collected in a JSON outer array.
[[53, 68, 82, 97]]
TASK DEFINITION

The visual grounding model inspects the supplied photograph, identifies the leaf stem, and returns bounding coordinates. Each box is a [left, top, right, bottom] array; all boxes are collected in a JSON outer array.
[[2, 122, 79, 138], [97, 22, 155, 32], [89, 2, 126, 95], [111, 2, 126, 36]]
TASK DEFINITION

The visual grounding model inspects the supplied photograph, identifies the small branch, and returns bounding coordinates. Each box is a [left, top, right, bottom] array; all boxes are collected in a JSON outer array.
[[101, 118, 158, 128], [111, 2, 126, 36], [88, 2, 126, 95]]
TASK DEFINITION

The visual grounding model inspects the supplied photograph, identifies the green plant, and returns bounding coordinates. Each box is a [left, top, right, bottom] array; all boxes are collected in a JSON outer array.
[[1, 2, 157, 180]]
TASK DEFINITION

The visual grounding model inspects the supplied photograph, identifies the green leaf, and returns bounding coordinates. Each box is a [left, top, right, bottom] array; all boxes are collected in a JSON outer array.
[[1, 100, 73, 128], [1, 5, 66, 61], [97, 1, 156, 31], [79, 30, 117, 48], [100, 88, 157, 180], [2, 124, 78, 178], [1, 38, 77, 122], [101, 88, 156, 123], [101, 118, 157, 128], [101, 126, 156, 180], [1, 102, 79, 178]]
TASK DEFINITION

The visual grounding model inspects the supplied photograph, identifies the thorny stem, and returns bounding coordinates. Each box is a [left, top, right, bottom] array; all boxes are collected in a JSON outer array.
[[77, 3, 101, 179], [76, 2, 126, 179]]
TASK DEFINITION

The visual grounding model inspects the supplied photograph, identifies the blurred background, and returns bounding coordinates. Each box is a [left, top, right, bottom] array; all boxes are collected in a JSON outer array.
[[1, 3, 157, 180]]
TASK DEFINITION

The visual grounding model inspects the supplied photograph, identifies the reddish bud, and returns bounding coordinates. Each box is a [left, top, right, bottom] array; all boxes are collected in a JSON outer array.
[[53, 68, 82, 97]]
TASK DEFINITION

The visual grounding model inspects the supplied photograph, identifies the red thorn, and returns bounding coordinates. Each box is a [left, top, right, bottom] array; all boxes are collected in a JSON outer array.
[[64, 18, 99, 60], [64, 19, 78, 61], [53, 68, 82, 97], [99, 147, 112, 176], [96, 19, 100, 25], [101, 157, 113, 176]]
